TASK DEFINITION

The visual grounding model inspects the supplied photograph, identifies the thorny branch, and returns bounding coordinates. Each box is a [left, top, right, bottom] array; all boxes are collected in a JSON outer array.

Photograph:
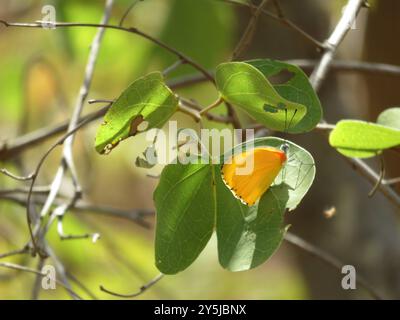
[[0, 0, 397, 300]]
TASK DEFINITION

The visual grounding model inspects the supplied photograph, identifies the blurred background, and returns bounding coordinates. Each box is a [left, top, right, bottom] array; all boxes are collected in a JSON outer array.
[[0, 0, 399, 299]]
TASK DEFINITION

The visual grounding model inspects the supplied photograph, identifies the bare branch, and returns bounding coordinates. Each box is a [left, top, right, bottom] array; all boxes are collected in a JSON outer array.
[[284, 232, 384, 300], [309, 0, 366, 91], [0, 20, 214, 84], [100, 273, 164, 298], [0, 247, 29, 260], [0, 168, 34, 181], [232, 0, 270, 60], [222, 0, 324, 49], [0, 261, 82, 299], [0, 193, 152, 228], [119, 0, 143, 27]]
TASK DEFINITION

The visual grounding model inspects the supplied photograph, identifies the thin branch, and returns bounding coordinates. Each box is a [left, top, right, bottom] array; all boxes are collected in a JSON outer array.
[[222, 0, 324, 49], [0, 261, 82, 299], [199, 96, 224, 115], [45, 244, 81, 300], [309, 0, 366, 91], [284, 232, 383, 300], [0, 105, 110, 161], [0, 168, 34, 181], [66, 271, 98, 300], [31, 257, 46, 300], [25, 110, 110, 255], [382, 177, 400, 186], [0, 193, 152, 228], [232, 0, 270, 60], [119, 0, 143, 27], [288, 59, 400, 77], [345, 157, 400, 208], [368, 155, 385, 198], [178, 102, 201, 122], [25, 0, 114, 255], [100, 273, 164, 298], [0, 247, 29, 260], [162, 59, 184, 77], [0, 20, 214, 84]]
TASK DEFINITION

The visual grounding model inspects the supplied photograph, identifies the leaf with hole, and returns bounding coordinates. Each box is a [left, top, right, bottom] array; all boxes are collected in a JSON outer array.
[[215, 62, 307, 132], [247, 59, 323, 133], [95, 72, 178, 154]]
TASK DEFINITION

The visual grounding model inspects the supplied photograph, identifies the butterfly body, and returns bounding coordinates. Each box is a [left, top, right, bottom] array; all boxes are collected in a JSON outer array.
[[221, 146, 287, 206]]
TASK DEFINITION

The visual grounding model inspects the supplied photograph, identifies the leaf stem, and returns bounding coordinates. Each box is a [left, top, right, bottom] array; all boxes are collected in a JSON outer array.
[[199, 96, 224, 116]]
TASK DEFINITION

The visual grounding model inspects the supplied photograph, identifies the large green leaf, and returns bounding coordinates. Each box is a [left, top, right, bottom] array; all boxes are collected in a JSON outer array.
[[329, 120, 400, 158], [377, 107, 400, 130], [216, 137, 315, 271], [95, 72, 178, 154], [216, 171, 289, 271], [215, 62, 307, 132], [154, 162, 215, 275], [247, 59, 323, 133]]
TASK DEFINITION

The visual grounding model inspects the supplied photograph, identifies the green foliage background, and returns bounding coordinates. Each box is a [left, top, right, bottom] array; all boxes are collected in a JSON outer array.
[[0, 0, 307, 299]]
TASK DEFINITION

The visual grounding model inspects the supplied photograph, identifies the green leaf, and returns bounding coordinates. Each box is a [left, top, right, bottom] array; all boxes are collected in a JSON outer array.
[[95, 72, 178, 154], [216, 137, 315, 271], [377, 107, 400, 130], [329, 120, 400, 158], [247, 59, 323, 133], [215, 62, 307, 132], [154, 162, 215, 275], [216, 172, 289, 271]]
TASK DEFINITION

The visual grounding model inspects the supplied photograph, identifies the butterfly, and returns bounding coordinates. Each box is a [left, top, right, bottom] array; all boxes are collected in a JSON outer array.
[[221, 143, 289, 206]]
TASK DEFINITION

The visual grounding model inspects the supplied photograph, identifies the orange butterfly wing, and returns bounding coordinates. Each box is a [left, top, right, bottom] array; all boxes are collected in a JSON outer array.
[[221, 147, 286, 206]]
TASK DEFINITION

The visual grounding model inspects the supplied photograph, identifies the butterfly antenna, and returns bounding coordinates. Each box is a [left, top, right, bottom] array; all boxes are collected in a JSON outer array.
[[281, 108, 289, 182]]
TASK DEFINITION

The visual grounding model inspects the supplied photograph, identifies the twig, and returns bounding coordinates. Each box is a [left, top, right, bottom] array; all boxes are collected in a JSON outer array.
[[0, 247, 29, 259], [368, 155, 385, 198], [222, 0, 324, 49], [0, 168, 34, 181], [199, 96, 224, 115], [25, 109, 110, 255], [309, 0, 366, 91], [119, 0, 143, 27], [382, 177, 400, 186], [178, 103, 201, 122], [45, 245, 81, 300], [31, 257, 46, 300], [66, 271, 98, 300], [284, 232, 383, 300], [232, 0, 270, 60], [100, 273, 164, 298], [0, 105, 110, 161], [288, 59, 400, 77], [345, 157, 400, 208], [162, 59, 185, 77], [0, 193, 152, 228], [0, 20, 214, 84], [26, 0, 114, 255], [0, 261, 82, 299]]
